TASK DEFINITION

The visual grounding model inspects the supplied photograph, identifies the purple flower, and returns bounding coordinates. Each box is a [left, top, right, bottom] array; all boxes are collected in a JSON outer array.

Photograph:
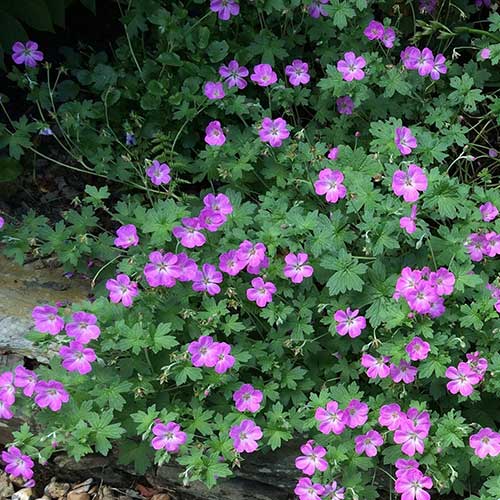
[[429, 53, 447, 80], [334, 308, 366, 338], [470, 428, 500, 458], [146, 160, 171, 186], [199, 208, 226, 232], [364, 20, 384, 40], [246, 277, 276, 308], [378, 403, 403, 430], [205, 120, 226, 146], [176, 253, 199, 282], [415, 48, 434, 76], [65, 311, 101, 344], [355, 430, 383, 457], [229, 419, 262, 453], [401, 46, 421, 70], [1, 447, 34, 480], [259, 117, 290, 147], [315, 401, 345, 435], [34, 380, 69, 411], [173, 217, 206, 248], [395, 469, 433, 500], [203, 193, 233, 216], [60, 341, 96, 375], [12, 41, 43, 68], [480, 48, 491, 60], [204, 81, 225, 100], [0, 217, 4, 229], [105, 274, 139, 307], [151, 421, 187, 452], [390, 360, 418, 384], [337, 52, 366, 81], [480, 202, 498, 222], [327, 147, 339, 160], [392, 164, 427, 202], [192, 263, 223, 295], [283, 253, 314, 284], [465, 233, 486, 262], [233, 384, 263, 413], [382, 28, 396, 48], [308, 0, 329, 18], [14, 366, 38, 397], [361, 354, 390, 379], [0, 400, 13, 420], [214, 342, 235, 373], [336, 96, 354, 115], [219, 249, 246, 276], [285, 59, 310, 86], [114, 224, 139, 249], [219, 60, 249, 89], [406, 337, 430, 361], [250, 64, 278, 87], [188, 336, 219, 368], [125, 132, 136, 146], [395, 126, 418, 155], [394, 419, 427, 456], [395, 458, 420, 478], [295, 440, 328, 476], [400, 205, 418, 234], [236, 240, 267, 268], [419, 0, 437, 14], [314, 168, 347, 203], [210, 0, 240, 20], [0, 372, 16, 405], [446, 362, 481, 396], [429, 268, 455, 296], [323, 481, 345, 500], [144, 251, 180, 288], [344, 399, 369, 428], [32, 305, 65, 335]]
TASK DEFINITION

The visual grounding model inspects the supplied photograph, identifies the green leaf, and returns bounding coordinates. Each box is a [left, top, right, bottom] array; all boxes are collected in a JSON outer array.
[[207, 41, 229, 63], [321, 249, 368, 295], [7, 0, 55, 31], [151, 323, 179, 353]]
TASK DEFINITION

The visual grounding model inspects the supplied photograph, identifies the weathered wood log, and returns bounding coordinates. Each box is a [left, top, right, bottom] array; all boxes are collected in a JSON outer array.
[[0, 256, 297, 499]]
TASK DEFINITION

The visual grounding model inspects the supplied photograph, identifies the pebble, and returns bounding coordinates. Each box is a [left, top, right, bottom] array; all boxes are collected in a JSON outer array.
[[44, 478, 70, 498], [12, 487, 33, 500], [67, 492, 91, 500], [0, 472, 14, 497]]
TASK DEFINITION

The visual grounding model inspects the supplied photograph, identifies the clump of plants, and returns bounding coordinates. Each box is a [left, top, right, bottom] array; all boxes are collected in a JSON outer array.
[[1, 0, 500, 499]]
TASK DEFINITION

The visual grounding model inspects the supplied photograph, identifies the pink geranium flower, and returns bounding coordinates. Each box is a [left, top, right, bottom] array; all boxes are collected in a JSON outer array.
[[32, 305, 65, 335], [204, 81, 225, 100], [395, 458, 421, 478], [251, 64, 277, 87], [198, 208, 226, 231], [429, 268, 455, 296], [0, 217, 4, 229], [394, 419, 427, 456], [392, 164, 427, 202], [66, 311, 101, 344], [105, 274, 139, 307], [430, 53, 447, 80], [308, 0, 329, 18], [285, 59, 310, 86], [344, 399, 369, 429], [233, 384, 263, 413], [34, 380, 69, 411], [336, 96, 354, 115], [283, 253, 314, 283], [0, 400, 13, 420], [12, 41, 43, 67], [406, 337, 430, 361], [390, 361, 418, 384], [14, 366, 38, 397], [445, 362, 481, 396], [205, 120, 226, 146], [246, 278, 276, 307], [192, 263, 223, 296], [1, 446, 34, 480], [354, 430, 383, 457], [337, 52, 366, 81], [294, 478, 325, 500], [188, 335, 219, 368], [0, 372, 16, 405], [146, 160, 171, 185], [229, 419, 262, 453], [203, 193, 233, 216], [328, 147, 339, 160], [400, 205, 418, 234], [144, 251, 180, 288], [259, 117, 290, 147], [364, 20, 384, 40], [395, 469, 433, 500], [219, 60, 249, 89], [60, 341, 96, 375], [151, 421, 187, 452], [213, 342, 235, 373], [219, 249, 246, 276], [314, 169, 347, 203], [114, 224, 139, 249], [361, 354, 391, 379], [469, 428, 500, 458], [395, 127, 418, 156], [314, 401, 346, 435], [210, 0, 239, 20], [480, 202, 498, 222], [176, 253, 198, 282], [382, 28, 396, 48], [173, 217, 206, 248], [236, 240, 267, 268], [334, 308, 366, 338], [295, 440, 328, 476], [379, 403, 404, 430]]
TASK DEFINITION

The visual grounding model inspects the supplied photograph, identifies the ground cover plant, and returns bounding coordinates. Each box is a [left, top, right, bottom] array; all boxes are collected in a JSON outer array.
[[1, 0, 500, 498]]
